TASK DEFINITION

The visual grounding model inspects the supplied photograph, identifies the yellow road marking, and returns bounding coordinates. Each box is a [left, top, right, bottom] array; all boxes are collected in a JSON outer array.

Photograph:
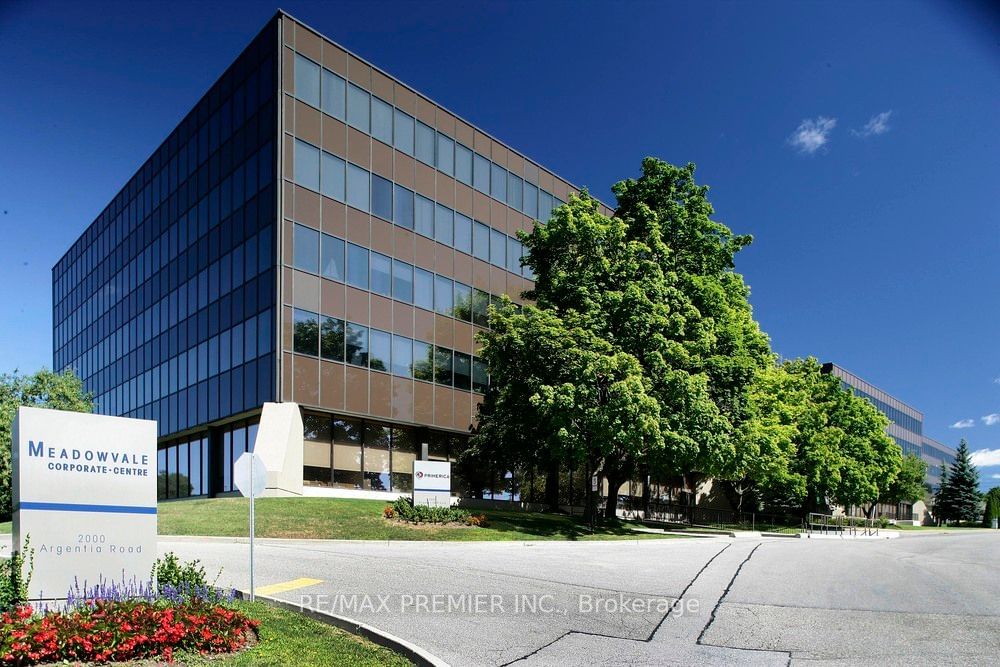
[[254, 578, 324, 596]]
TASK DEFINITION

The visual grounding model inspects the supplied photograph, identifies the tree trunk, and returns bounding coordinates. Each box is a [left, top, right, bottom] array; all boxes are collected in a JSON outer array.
[[604, 473, 625, 519], [544, 462, 560, 512]]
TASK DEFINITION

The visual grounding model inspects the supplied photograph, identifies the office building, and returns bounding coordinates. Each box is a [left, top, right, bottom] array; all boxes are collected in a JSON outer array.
[[822, 362, 956, 521], [52, 11, 611, 501]]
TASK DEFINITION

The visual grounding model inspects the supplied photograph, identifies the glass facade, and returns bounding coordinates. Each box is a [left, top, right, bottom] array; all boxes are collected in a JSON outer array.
[[53, 23, 278, 439]]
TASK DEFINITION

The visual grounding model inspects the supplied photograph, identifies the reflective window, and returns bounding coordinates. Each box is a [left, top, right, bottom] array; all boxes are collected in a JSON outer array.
[[394, 109, 414, 155], [415, 121, 435, 165], [434, 346, 453, 386], [436, 134, 454, 176], [413, 340, 433, 381], [346, 163, 369, 212], [491, 163, 507, 201], [524, 181, 538, 218], [434, 275, 453, 315], [295, 54, 320, 107], [472, 289, 490, 328], [392, 260, 413, 303], [415, 194, 434, 237], [321, 317, 345, 361], [294, 308, 319, 356], [369, 328, 391, 372], [472, 357, 489, 393], [346, 83, 370, 133], [507, 172, 523, 210], [320, 152, 345, 202], [321, 234, 345, 281], [347, 243, 369, 289], [455, 143, 473, 185], [490, 228, 506, 267], [321, 69, 346, 120], [435, 204, 453, 246], [539, 190, 554, 220], [391, 427, 416, 492], [473, 153, 490, 194], [294, 139, 320, 191], [392, 335, 412, 377], [414, 267, 434, 311], [363, 423, 391, 491], [454, 213, 472, 255], [394, 185, 414, 229], [370, 251, 392, 296], [507, 236, 522, 274], [346, 322, 369, 366], [473, 221, 490, 262], [454, 351, 472, 390], [332, 418, 363, 489], [293, 224, 319, 273], [371, 96, 393, 145], [371, 174, 393, 221], [453, 282, 472, 322]]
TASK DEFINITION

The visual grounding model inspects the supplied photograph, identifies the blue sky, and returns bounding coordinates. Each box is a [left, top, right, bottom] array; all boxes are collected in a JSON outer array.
[[0, 1, 997, 488]]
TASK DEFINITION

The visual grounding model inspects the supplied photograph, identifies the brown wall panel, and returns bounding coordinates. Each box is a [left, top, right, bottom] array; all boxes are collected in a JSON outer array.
[[393, 227, 415, 263], [392, 302, 414, 337], [414, 381, 434, 423], [371, 140, 392, 179], [321, 279, 345, 318], [347, 127, 370, 168], [435, 315, 454, 348], [321, 197, 346, 237], [320, 360, 345, 411], [321, 116, 347, 156], [345, 366, 369, 414], [433, 386, 454, 428], [371, 219, 393, 256], [295, 100, 321, 146], [345, 208, 370, 245], [345, 287, 370, 324], [281, 353, 294, 401], [413, 308, 434, 343], [370, 295, 393, 331], [292, 270, 320, 312], [369, 372, 391, 417], [391, 377, 414, 422], [294, 355, 320, 407]]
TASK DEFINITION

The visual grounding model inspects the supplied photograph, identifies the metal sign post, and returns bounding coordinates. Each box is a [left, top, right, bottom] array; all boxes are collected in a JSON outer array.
[[234, 451, 267, 602]]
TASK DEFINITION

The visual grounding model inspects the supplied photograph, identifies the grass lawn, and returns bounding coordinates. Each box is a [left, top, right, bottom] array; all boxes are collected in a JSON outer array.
[[888, 523, 987, 530], [0, 521, 10, 534], [177, 600, 411, 666], [158, 497, 676, 541]]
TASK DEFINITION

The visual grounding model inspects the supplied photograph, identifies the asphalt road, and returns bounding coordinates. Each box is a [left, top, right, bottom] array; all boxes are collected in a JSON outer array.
[[151, 531, 999, 666]]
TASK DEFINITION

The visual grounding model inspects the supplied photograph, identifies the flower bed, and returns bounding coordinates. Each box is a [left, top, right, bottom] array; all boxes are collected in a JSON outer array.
[[1, 597, 258, 665], [383, 497, 489, 527]]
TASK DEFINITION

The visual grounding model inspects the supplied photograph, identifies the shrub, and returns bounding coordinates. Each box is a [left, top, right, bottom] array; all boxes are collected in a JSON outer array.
[[0, 536, 33, 613], [151, 552, 223, 602], [386, 497, 487, 527]]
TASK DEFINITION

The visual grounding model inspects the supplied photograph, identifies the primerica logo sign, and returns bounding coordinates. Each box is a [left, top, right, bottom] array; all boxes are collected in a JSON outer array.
[[26, 440, 151, 477], [416, 471, 450, 479]]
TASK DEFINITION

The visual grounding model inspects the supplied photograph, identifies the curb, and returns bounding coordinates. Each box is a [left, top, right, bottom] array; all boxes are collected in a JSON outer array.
[[237, 591, 450, 667]]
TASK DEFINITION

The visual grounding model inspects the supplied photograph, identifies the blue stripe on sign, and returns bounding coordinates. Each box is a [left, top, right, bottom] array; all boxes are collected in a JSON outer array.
[[19, 501, 157, 515], [413, 488, 450, 493]]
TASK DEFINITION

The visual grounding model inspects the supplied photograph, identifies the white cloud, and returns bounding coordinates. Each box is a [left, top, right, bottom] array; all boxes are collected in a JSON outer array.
[[971, 449, 1000, 467], [852, 110, 893, 137], [993, 473, 1000, 480], [993, 377, 1000, 385], [982, 413, 1000, 426], [788, 117, 837, 154], [950, 419, 976, 429]]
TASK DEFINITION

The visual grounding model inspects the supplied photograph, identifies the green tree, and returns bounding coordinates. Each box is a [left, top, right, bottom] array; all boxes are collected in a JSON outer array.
[[946, 439, 983, 523], [758, 359, 901, 517], [880, 453, 927, 506], [933, 463, 954, 525], [1, 369, 95, 519], [982, 486, 1000, 527]]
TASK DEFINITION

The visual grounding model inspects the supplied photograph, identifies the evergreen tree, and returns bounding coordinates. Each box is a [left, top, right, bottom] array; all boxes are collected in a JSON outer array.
[[947, 439, 983, 523], [934, 463, 954, 525], [982, 487, 1000, 527]]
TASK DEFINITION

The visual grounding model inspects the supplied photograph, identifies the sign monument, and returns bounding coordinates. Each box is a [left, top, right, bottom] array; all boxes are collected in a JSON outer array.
[[412, 460, 452, 507], [12, 406, 157, 600]]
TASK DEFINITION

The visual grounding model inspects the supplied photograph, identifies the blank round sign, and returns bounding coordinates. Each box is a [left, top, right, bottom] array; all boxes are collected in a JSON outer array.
[[233, 451, 267, 498]]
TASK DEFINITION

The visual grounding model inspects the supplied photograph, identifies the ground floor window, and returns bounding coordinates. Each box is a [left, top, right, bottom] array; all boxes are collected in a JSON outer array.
[[157, 435, 209, 500], [302, 412, 468, 493]]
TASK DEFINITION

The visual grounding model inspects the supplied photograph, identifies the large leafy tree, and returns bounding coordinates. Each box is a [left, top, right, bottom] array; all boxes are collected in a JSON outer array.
[[879, 453, 927, 508], [944, 439, 983, 523], [610, 159, 773, 490], [1, 369, 94, 519], [759, 359, 901, 517], [982, 486, 1000, 527]]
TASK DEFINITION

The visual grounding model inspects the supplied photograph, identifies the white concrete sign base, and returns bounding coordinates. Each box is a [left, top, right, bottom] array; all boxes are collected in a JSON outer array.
[[12, 406, 157, 601]]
